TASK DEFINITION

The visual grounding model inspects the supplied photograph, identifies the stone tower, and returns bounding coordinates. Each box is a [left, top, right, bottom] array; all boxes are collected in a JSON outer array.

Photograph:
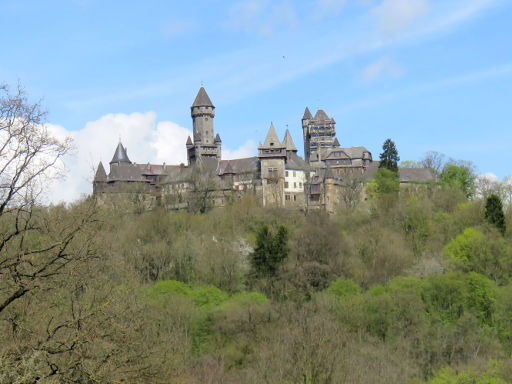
[[187, 87, 221, 165], [302, 107, 338, 163], [258, 123, 286, 207]]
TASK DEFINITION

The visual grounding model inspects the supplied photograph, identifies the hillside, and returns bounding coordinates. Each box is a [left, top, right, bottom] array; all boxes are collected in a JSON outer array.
[[2, 184, 512, 383]]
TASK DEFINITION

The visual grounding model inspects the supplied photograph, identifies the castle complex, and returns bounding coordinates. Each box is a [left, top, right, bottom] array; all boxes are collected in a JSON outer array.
[[93, 87, 433, 211]]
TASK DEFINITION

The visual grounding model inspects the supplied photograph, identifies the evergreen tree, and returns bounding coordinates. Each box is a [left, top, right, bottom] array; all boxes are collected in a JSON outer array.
[[485, 194, 506, 235], [250, 225, 288, 277], [379, 138, 400, 172]]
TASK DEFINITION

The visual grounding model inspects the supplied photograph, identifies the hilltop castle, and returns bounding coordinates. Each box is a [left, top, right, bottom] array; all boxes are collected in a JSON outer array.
[[93, 87, 432, 211]]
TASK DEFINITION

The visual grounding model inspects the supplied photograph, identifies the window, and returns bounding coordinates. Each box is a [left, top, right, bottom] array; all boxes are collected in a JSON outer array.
[[299, 182, 302, 188], [285, 171, 289, 177], [285, 195, 290, 201], [284, 182, 289, 188], [293, 171, 296, 177], [294, 182, 297, 188], [293, 195, 297, 201]]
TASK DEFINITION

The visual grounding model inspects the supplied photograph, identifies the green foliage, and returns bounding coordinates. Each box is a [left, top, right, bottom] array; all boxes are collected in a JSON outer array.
[[147, 280, 228, 307], [428, 362, 507, 384], [444, 228, 512, 283], [440, 163, 476, 199], [379, 138, 400, 172], [250, 224, 288, 277], [328, 278, 360, 297], [373, 167, 400, 195], [485, 194, 506, 235]]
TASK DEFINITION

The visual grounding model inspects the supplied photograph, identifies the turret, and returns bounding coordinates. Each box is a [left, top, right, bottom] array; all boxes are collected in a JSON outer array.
[[259, 123, 286, 207], [188, 87, 221, 165], [93, 161, 108, 194], [282, 129, 298, 159], [110, 142, 131, 165], [191, 86, 215, 144]]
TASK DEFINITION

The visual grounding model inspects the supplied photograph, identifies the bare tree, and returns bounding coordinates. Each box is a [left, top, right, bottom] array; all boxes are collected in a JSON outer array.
[[0, 83, 77, 315], [421, 151, 446, 176], [338, 172, 364, 209]]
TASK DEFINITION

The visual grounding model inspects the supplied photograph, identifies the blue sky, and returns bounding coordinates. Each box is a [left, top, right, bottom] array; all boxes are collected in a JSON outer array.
[[1, 0, 511, 201]]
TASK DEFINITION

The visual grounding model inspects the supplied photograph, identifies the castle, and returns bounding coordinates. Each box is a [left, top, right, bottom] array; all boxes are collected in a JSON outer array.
[[93, 87, 433, 211]]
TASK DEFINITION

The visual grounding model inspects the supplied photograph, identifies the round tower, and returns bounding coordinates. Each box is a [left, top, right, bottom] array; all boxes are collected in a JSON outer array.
[[191, 86, 215, 144]]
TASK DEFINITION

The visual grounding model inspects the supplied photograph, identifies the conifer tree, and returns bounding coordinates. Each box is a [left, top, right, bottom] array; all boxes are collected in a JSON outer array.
[[485, 194, 506, 235], [379, 138, 400, 172], [250, 225, 288, 277]]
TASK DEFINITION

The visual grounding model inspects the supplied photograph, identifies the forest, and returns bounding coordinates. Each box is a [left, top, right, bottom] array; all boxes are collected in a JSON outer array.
[[2, 84, 512, 383]]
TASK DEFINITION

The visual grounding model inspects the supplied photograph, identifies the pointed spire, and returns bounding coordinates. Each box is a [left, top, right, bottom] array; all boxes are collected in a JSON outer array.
[[303, 106, 312, 120], [313, 109, 330, 121], [334, 137, 340, 147], [186, 136, 193, 147], [215, 133, 221, 143], [191, 86, 214, 108], [282, 129, 297, 152], [110, 142, 131, 164], [94, 161, 107, 181], [263, 122, 281, 147]]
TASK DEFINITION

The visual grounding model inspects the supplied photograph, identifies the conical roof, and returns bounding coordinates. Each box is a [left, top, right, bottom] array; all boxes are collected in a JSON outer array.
[[282, 129, 297, 152], [262, 122, 281, 147], [186, 136, 193, 147], [110, 142, 131, 164], [215, 133, 221, 142], [334, 137, 340, 147], [191, 86, 214, 108], [94, 161, 107, 181], [313, 109, 330, 121], [303, 106, 312, 119]]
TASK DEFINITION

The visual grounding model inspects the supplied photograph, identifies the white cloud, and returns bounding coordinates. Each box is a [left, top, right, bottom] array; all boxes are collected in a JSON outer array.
[[359, 56, 404, 83], [372, 0, 431, 35], [44, 112, 255, 204], [227, 0, 297, 36], [314, 0, 347, 19], [223, 140, 257, 159]]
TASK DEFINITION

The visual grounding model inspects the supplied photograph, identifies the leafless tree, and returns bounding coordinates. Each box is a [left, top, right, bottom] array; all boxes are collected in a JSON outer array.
[[421, 151, 446, 176], [339, 172, 364, 209], [0, 83, 80, 315]]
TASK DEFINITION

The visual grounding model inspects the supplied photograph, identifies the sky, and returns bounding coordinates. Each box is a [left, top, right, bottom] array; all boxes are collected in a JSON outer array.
[[1, 0, 511, 202]]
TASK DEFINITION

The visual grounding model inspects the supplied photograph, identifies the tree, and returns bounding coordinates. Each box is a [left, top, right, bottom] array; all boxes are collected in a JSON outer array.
[[485, 194, 506, 235], [421, 151, 446, 176], [0, 83, 74, 315], [250, 224, 288, 278], [374, 167, 400, 195], [439, 162, 476, 199], [379, 138, 400, 172]]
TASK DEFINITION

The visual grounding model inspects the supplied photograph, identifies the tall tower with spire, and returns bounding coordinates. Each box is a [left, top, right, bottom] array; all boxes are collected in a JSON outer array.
[[258, 123, 287, 207], [302, 107, 338, 163], [187, 87, 221, 165]]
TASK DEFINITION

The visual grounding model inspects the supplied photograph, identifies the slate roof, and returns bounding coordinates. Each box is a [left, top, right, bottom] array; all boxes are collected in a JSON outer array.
[[110, 142, 131, 164], [363, 161, 437, 183], [318, 146, 371, 162], [303, 106, 312, 120], [186, 136, 193, 146], [219, 157, 260, 174], [399, 168, 436, 183], [191, 87, 214, 108], [282, 129, 297, 151], [94, 161, 107, 181], [262, 123, 281, 147], [286, 153, 309, 171], [313, 109, 332, 122], [215, 133, 221, 142]]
